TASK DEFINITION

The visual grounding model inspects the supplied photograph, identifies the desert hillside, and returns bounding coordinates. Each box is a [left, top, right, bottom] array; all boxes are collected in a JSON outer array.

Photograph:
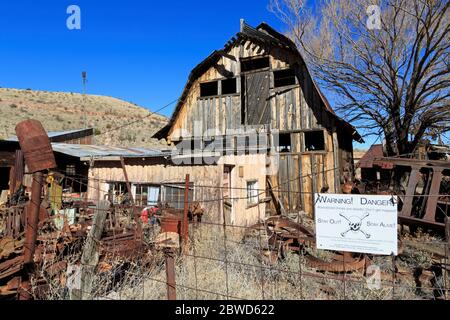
[[0, 88, 169, 148]]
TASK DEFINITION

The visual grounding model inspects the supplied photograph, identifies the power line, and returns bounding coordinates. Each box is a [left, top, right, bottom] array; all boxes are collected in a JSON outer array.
[[94, 98, 178, 138]]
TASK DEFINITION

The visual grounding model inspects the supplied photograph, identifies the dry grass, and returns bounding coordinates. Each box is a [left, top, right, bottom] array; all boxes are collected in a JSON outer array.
[[0, 88, 168, 148], [28, 218, 448, 300], [100, 224, 437, 300]]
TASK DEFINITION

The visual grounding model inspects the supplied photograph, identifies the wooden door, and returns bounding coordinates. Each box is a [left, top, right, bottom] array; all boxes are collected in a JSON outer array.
[[245, 72, 270, 125]]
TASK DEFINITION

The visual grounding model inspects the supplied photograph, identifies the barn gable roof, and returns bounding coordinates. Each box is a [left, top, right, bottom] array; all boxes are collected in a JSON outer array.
[[154, 21, 363, 143]]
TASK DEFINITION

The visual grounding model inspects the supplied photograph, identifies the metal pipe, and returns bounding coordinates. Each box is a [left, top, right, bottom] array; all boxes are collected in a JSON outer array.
[[19, 171, 44, 300], [23, 172, 43, 264], [165, 248, 176, 300], [182, 174, 190, 246]]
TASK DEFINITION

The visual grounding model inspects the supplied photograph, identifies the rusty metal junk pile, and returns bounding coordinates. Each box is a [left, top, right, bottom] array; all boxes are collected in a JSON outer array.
[[1, 119, 448, 300], [0, 120, 148, 299], [246, 216, 369, 272], [245, 215, 449, 299]]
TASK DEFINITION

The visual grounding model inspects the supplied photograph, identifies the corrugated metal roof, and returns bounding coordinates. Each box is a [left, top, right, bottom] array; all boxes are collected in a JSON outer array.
[[7, 128, 93, 141], [357, 144, 384, 169], [51, 143, 172, 160]]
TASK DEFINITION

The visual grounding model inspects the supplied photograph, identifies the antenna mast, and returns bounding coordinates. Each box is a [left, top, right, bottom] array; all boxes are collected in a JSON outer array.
[[82, 71, 87, 129]]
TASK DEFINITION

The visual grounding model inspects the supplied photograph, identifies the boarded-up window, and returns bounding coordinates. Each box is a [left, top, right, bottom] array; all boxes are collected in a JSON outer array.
[[221, 78, 237, 95], [274, 69, 296, 88], [304, 131, 325, 151], [241, 57, 270, 73], [200, 81, 218, 97]]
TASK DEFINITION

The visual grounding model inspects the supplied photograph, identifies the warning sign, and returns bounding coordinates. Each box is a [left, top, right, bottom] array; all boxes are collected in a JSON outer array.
[[314, 193, 398, 255]]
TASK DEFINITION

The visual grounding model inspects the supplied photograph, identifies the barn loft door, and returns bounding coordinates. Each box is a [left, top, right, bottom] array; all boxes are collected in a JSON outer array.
[[245, 72, 270, 125]]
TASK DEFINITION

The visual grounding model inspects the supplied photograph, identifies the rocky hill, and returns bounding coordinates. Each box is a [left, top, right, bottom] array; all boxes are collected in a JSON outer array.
[[0, 88, 169, 148]]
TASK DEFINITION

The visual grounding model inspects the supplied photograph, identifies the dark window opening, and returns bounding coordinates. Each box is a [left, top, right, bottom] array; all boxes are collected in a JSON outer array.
[[304, 131, 325, 151], [0, 167, 11, 190], [276, 133, 292, 153], [241, 57, 270, 73], [200, 81, 218, 97], [274, 69, 296, 88], [221, 78, 237, 95]]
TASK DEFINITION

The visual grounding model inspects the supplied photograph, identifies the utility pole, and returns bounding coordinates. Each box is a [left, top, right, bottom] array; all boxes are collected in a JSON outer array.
[[82, 71, 87, 129]]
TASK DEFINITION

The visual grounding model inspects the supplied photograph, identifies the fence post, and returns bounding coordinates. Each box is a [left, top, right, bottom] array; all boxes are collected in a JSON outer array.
[[165, 248, 177, 300], [182, 174, 190, 247], [18, 172, 44, 300], [76, 200, 108, 300]]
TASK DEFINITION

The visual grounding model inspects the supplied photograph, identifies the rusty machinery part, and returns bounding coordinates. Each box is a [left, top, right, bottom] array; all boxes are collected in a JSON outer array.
[[245, 216, 369, 273], [374, 157, 450, 231], [15, 120, 57, 173]]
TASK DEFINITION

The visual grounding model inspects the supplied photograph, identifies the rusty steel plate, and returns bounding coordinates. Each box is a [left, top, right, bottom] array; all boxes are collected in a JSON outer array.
[[15, 120, 56, 173]]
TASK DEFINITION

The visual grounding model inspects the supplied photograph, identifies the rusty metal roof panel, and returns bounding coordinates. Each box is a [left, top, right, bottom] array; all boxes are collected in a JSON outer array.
[[51, 143, 172, 160], [7, 128, 94, 142]]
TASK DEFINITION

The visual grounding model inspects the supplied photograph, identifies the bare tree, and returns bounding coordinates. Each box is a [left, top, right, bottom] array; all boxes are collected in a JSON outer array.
[[269, 0, 449, 156]]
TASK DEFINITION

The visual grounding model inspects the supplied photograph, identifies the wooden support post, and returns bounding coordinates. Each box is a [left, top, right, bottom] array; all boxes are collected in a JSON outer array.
[[120, 156, 142, 239], [400, 167, 421, 217], [72, 200, 108, 300], [423, 168, 443, 222]]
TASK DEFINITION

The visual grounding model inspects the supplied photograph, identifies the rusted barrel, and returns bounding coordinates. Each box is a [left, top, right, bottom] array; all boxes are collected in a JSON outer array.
[[160, 215, 181, 234], [15, 119, 56, 173]]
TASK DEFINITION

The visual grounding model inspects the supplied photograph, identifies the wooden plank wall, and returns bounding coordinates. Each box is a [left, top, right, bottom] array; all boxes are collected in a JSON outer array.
[[164, 36, 350, 217], [88, 160, 223, 223]]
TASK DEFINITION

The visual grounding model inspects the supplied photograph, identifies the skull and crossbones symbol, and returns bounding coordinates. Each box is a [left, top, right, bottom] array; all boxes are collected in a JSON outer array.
[[339, 213, 371, 238]]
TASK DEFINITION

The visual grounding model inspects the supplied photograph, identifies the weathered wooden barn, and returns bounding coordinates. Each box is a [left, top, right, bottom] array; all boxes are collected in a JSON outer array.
[[154, 20, 363, 215]]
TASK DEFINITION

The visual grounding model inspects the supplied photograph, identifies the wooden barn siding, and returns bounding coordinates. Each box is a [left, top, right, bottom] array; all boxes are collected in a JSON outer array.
[[166, 37, 346, 216], [194, 95, 241, 136], [171, 46, 241, 140]]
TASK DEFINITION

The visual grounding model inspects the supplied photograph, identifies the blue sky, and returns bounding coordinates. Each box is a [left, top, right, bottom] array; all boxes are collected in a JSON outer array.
[[0, 0, 373, 149]]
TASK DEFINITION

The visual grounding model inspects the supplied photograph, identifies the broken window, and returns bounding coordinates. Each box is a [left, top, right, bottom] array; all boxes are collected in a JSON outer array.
[[162, 183, 194, 209], [274, 68, 296, 88], [241, 57, 270, 73], [221, 78, 237, 95], [304, 131, 325, 151], [246, 180, 259, 205], [134, 184, 160, 206], [107, 182, 128, 204], [276, 133, 292, 153], [200, 81, 218, 97]]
